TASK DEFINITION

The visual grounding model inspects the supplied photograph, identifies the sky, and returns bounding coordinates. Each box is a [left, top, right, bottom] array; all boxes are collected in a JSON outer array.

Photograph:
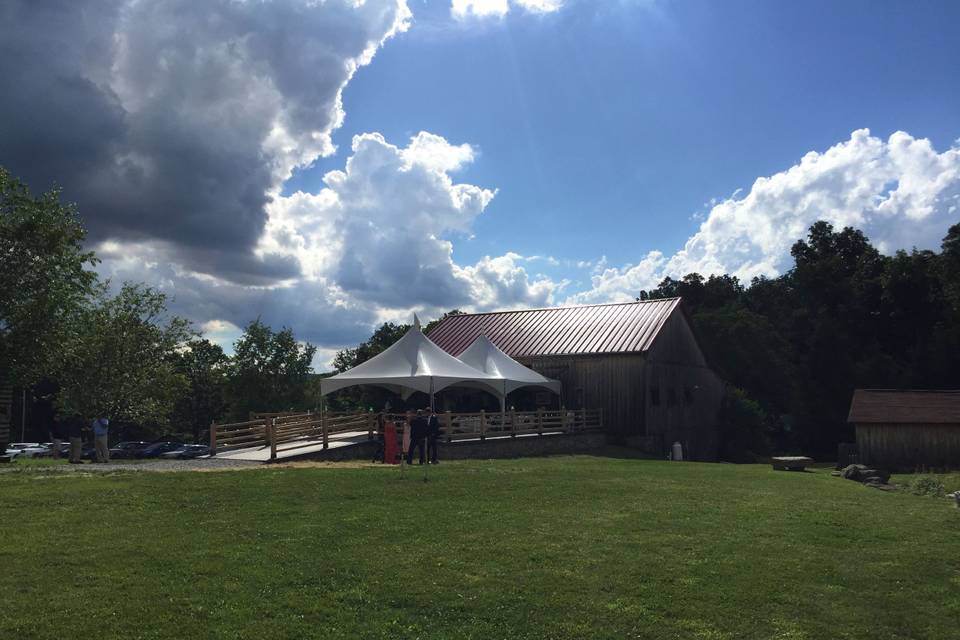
[[2, 0, 959, 369]]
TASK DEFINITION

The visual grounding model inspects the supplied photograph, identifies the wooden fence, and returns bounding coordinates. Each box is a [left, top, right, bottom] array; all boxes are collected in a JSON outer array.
[[210, 408, 602, 461]]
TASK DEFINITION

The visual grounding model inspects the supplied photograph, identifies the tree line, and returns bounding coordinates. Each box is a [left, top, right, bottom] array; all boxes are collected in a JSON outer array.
[[4, 166, 958, 457], [1, 168, 316, 443], [641, 220, 960, 459]]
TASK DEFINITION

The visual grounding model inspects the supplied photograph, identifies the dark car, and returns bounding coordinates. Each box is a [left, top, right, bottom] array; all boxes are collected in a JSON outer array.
[[109, 441, 151, 459], [159, 444, 210, 460], [135, 440, 185, 458]]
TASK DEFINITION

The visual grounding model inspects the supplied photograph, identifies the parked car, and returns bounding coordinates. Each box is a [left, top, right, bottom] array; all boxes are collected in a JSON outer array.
[[136, 440, 184, 458], [36, 442, 70, 458], [159, 444, 210, 460], [109, 441, 151, 459], [5, 443, 47, 460]]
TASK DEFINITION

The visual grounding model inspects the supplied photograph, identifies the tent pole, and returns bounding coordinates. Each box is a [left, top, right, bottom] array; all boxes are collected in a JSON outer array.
[[500, 383, 506, 432]]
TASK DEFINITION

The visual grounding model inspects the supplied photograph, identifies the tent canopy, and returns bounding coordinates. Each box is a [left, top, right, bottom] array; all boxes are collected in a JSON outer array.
[[319, 320, 504, 400], [456, 335, 562, 396]]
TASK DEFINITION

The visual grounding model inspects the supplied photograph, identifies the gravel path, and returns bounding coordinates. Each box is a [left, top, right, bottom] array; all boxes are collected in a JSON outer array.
[[1, 458, 262, 473]]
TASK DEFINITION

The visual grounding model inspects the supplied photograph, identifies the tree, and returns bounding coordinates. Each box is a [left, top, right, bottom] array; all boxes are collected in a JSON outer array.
[[226, 320, 316, 419], [171, 339, 229, 443], [0, 168, 98, 388], [57, 284, 194, 432], [332, 322, 409, 373]]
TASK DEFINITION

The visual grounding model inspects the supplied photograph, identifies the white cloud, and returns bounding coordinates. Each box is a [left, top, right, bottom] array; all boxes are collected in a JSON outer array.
[[266, 131, 555, 311], [451, 0, 561, 19], [94, 130, 561, 362], [571, 129, 960, 304], [452, 0, 510, 19], [514, 0, 564, 13]]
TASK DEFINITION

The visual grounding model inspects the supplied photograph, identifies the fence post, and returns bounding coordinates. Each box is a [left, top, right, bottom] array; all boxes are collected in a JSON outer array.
[[560, 407, 567, 434], [537, 408, 543, 436], [210, 421, 217, 456], [479, 410, 486, 440], [367, 409, 374, 440], [580, 408, 586, 432], [269, 418, 277, 462], [322, 410, 329, 449], [597, 408, 603, 430], [510, 409, 517, 438], [445, 411, 453, 443]]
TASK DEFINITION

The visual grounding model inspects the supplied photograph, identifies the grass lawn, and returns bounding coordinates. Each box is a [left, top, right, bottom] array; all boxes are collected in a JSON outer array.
[[2, 456, 958, 640]]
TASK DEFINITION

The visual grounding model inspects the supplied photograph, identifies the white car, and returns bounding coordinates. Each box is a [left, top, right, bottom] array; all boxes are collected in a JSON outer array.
[[5, 443, 48, 459]]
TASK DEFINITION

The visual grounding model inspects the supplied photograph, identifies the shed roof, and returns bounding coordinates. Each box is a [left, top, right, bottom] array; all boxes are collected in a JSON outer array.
[[847, 389, 960, 424], [427, 298, 681, 357]]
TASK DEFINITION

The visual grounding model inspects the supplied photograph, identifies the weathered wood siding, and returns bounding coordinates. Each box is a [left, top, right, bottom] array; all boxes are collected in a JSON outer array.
[[856, 423, 960, 470], [520, 353, 646, 440], [642, 311, 722, 461], [520, 311, 722, 461]]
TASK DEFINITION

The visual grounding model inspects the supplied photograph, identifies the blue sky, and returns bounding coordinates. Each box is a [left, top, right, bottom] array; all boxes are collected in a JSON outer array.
[[285, 0, 960, 292], [3, 0, 959, 366]]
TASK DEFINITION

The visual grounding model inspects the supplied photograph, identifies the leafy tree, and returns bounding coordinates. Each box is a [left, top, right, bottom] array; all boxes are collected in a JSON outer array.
[[717, 386, 775, 463], [226, 319, 316, 419], [57, 284, 194, 432], [0, 168, 98, 388], [644, 221, 960, 458], [332, 322, 409, 373], [171, 338, 229, 443]]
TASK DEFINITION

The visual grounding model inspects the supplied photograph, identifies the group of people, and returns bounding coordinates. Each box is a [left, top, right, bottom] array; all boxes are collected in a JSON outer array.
[[406, 408, 441, 465], [374, 407, 441, 465], [47, 413, 111, 464]]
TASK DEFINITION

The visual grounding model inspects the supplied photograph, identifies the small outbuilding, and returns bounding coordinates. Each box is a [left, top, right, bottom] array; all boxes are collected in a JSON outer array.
[[847, 389, 960, 470], [428, 298, 722, 460]]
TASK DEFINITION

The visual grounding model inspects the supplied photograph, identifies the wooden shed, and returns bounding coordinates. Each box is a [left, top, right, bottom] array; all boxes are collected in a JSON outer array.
[[428, 298, 723, 460], [847, 389, 960, 470]]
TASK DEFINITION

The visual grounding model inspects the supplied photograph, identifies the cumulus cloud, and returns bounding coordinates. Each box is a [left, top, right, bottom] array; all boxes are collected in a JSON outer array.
[[91, 129, 559, 366], [451, 0, 561, 19], [266, 132, 556, 311], [571, 129, 960, 304], [0, 0, 411, 285]]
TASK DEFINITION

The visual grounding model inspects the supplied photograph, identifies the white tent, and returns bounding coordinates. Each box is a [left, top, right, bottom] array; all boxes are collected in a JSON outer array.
[[457, 334, 562, 398], [319, 317, 504, 406]]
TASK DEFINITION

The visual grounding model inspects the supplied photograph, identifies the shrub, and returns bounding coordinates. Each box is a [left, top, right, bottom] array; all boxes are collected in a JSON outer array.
[[904, 476, 946, 497]]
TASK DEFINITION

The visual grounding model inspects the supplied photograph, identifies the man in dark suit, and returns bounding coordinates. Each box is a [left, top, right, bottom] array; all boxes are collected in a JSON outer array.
[[427, 409, 441, 464], [406, 409, 428, 465]]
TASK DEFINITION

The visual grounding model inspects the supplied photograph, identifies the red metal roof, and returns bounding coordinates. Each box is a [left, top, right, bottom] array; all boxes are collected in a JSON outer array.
[[847, 389, 960, 424], [427, 298, 682, 357]]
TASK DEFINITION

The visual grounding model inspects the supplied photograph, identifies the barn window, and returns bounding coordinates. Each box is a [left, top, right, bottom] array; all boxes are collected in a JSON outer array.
[[650, 387, 660, 407], [667, 388, 677, 407]]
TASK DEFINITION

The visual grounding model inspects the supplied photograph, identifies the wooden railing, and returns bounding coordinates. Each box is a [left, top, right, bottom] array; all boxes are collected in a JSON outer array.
[[440, 408, 602, 442], [210, 408, 602, 461]]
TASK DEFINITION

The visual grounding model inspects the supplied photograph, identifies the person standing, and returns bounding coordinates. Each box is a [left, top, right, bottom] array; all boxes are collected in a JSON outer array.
[[406, 409, 427, 465], [68, 415, 84, 464], [92, 415, 110, 463], [427, 408, 440, 464], [49, 415, 65, 459]]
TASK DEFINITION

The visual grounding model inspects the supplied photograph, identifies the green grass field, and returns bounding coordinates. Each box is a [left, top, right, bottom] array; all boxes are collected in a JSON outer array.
[[2, 456, 958, 639]]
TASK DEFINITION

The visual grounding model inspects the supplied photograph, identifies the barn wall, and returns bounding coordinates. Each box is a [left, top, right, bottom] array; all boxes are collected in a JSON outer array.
[[856, 423, 960, 470], [642, 311, 722, 461], [519, 354, 646, 441]]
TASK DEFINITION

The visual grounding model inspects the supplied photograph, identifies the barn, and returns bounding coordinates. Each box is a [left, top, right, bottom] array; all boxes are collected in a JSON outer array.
[[847, 389, 960, 470], [428, 298, 723, 460]]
